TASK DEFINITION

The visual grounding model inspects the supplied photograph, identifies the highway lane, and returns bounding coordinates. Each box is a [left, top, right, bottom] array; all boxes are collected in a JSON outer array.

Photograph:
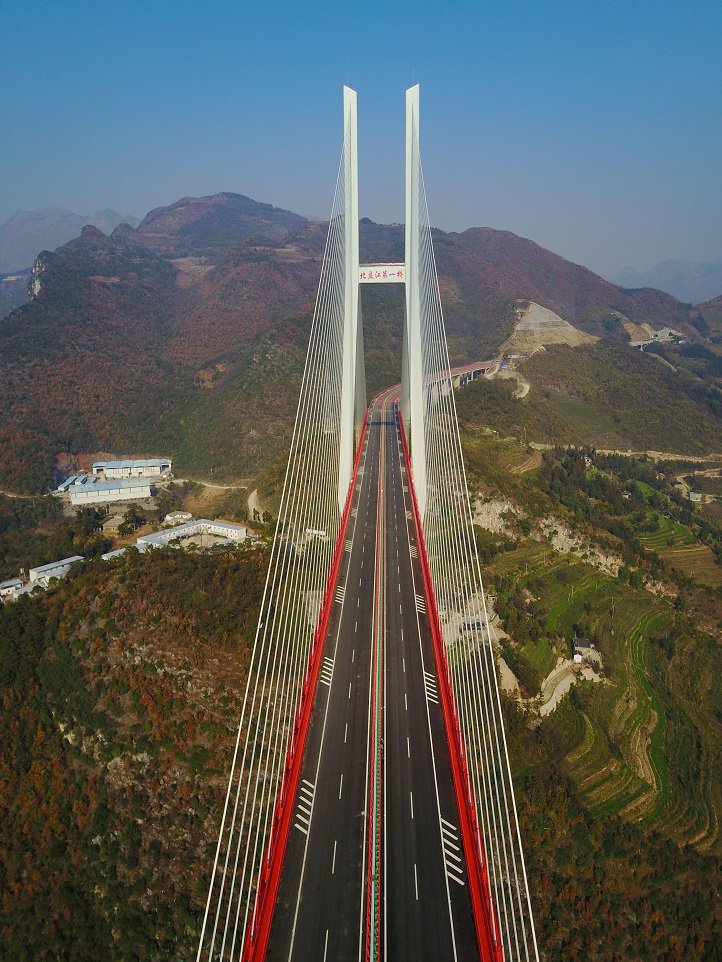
[[382, 392, 478, 961], [267, 406, 382, 962], [266, 387, 477, 961]]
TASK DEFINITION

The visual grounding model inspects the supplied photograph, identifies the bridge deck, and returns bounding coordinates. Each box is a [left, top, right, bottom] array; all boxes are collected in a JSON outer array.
[[266, 394, 477, 961]]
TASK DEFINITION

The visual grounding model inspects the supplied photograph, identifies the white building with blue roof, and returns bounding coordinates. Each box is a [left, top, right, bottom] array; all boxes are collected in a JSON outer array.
[[92, 458, 171, 479], [137, 519, 247, 551], [28, 556, 84, 587], [0, 578, 24, 599]]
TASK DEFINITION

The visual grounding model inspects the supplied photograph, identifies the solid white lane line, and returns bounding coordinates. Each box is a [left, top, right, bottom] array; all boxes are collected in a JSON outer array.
[[332, 840, 337, 875], [414, 863, 419, 901]]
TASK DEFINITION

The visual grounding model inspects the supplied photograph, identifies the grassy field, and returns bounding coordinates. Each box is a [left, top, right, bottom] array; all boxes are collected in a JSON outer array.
[[519, 635, 556, 677], [549, 393, 627, 449]]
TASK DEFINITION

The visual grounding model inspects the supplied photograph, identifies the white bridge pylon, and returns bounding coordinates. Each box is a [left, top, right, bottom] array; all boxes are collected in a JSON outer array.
[[338, 87, 365, 511], [338, 84, 426, 515]]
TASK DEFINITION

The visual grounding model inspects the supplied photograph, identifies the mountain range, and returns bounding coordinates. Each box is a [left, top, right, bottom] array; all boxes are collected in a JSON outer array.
[[610, 259, 722, 304], [0, 206, 139, 275], [0, 191, 720, 494]]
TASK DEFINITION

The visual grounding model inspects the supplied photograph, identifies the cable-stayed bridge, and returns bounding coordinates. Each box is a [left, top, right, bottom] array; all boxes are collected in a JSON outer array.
[[196, 86, 539, 962]]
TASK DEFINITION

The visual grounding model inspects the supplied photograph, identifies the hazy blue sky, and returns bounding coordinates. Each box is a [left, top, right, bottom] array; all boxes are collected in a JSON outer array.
[[2, 0, 720, 274]]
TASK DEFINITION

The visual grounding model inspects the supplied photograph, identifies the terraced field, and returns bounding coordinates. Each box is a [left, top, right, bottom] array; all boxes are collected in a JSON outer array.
[[637, 512, 695, 550], [509, 449, 542, 474], [484, 543, 722, 852], [638, 511, 722, 587], [662, 543, 722, 587], [462, 432, 543, 492]]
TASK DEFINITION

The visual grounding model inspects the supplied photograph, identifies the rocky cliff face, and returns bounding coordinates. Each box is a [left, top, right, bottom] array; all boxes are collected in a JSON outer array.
[[29, 253, 47, 299]]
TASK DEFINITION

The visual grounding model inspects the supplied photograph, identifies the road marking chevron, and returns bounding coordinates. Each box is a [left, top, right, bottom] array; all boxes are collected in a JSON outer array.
[[295, 780, 316, 836], [319, 656, 334, 687], [423, 669, 439, 704], [440, 820, 465, 886]]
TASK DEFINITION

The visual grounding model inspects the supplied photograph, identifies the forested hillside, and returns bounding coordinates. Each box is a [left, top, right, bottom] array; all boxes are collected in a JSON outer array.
[[1, 191, 718, 494], [456, 341, 722, 455], [0, 549, 264, 960], [1, 528, 720, 960]]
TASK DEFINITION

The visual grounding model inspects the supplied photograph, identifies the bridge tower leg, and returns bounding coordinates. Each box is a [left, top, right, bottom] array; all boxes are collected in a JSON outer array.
[[402, 84, 427, 518], [339, 85, 365, 512]]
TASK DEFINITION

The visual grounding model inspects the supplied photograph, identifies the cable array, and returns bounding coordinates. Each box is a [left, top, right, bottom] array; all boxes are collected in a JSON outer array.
[[410, 116, 540, 962], [196, 135, 351, 962]]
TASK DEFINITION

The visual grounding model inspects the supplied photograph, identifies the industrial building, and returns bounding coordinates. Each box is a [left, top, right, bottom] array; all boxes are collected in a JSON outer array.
[[137, 519, 247, 551], [29, 556, 84, 586], [0, 578, 24, 599], [101, 548, 127, 561], [92, 458, 172, 479], [62, 476, 152, 505], [1, 555, 85, 603]]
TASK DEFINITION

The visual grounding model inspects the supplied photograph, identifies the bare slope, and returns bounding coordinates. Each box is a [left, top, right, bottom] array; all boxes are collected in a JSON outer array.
[[503, 300, 597, 354]]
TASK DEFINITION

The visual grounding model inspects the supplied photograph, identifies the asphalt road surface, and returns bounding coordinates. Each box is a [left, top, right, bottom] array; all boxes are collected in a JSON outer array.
[[266, 391, 477, 961]]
